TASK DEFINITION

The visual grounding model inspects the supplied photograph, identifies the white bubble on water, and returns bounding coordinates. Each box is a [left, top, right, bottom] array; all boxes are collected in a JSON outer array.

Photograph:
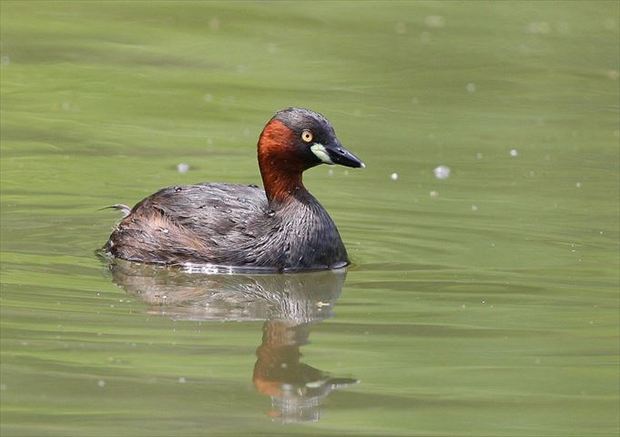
[[419, 31, 431, 44], [425, 15, 445, 28], [209, 17, 220, 32], [0, 55, 10, 66], [97, 380, 106, 388], [390, 172, 399, 181], [433, 165, 450, 179], [395, 21, 407, 34], [203, 93, 213, 103], [476, 152, 483, 160], [510, 148, 519, 157], [576, 182, 582, 188], [429, 190, 439, 198], [178, 376, 186, 384], [607, 70, 619, 80], [471, 205, 478, 211], [327, 168, 334, 176], [466, 82, 477, 93], [177, 163, 189, 173], [526, 22, 551, 34]]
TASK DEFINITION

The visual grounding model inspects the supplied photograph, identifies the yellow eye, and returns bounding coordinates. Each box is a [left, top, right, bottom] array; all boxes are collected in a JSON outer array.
[[301, 130, 313, 143]]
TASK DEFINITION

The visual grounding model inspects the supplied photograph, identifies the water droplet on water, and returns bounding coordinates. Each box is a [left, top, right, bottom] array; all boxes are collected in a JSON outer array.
[[425, 15, 445, 28], [394, 21, 407, 34], [433, 165, 450, 179], [209, 17, 220, 31], [419, 31, 431, 44], [390, 172, 399, 181], [526, 21, 550, 34]]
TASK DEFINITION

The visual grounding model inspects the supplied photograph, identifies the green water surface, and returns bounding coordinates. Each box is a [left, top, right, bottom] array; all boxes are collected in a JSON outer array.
[[1, 1, 619, 436]]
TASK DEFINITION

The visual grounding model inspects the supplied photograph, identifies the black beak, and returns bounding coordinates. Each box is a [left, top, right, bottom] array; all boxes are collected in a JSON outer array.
[[325, 142, 365, 168]]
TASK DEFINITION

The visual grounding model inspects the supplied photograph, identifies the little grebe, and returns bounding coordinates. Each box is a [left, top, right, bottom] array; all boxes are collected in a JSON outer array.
[[104, 107, 364, 271]]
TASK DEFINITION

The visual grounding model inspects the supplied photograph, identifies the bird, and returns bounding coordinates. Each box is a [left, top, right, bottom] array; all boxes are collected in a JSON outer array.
[[103, 107, 364, 272]]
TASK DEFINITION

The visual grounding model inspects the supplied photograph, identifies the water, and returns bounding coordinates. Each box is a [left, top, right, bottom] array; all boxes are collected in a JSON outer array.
[[1, 2, 619, 436]]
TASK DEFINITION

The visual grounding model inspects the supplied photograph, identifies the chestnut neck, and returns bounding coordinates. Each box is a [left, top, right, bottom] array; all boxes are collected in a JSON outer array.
[[257, 119, 309, 206]]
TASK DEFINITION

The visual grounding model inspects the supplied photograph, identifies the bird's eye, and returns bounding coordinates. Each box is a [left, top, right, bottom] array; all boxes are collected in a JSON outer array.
[[301, 130, 313, 143]]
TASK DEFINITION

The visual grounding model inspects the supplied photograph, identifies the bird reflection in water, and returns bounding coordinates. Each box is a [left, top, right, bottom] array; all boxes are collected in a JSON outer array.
[[107, 260, 358, 423]]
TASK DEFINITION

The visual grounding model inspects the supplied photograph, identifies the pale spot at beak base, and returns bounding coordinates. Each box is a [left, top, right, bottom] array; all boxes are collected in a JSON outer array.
[[310, 143, 334, 164]]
